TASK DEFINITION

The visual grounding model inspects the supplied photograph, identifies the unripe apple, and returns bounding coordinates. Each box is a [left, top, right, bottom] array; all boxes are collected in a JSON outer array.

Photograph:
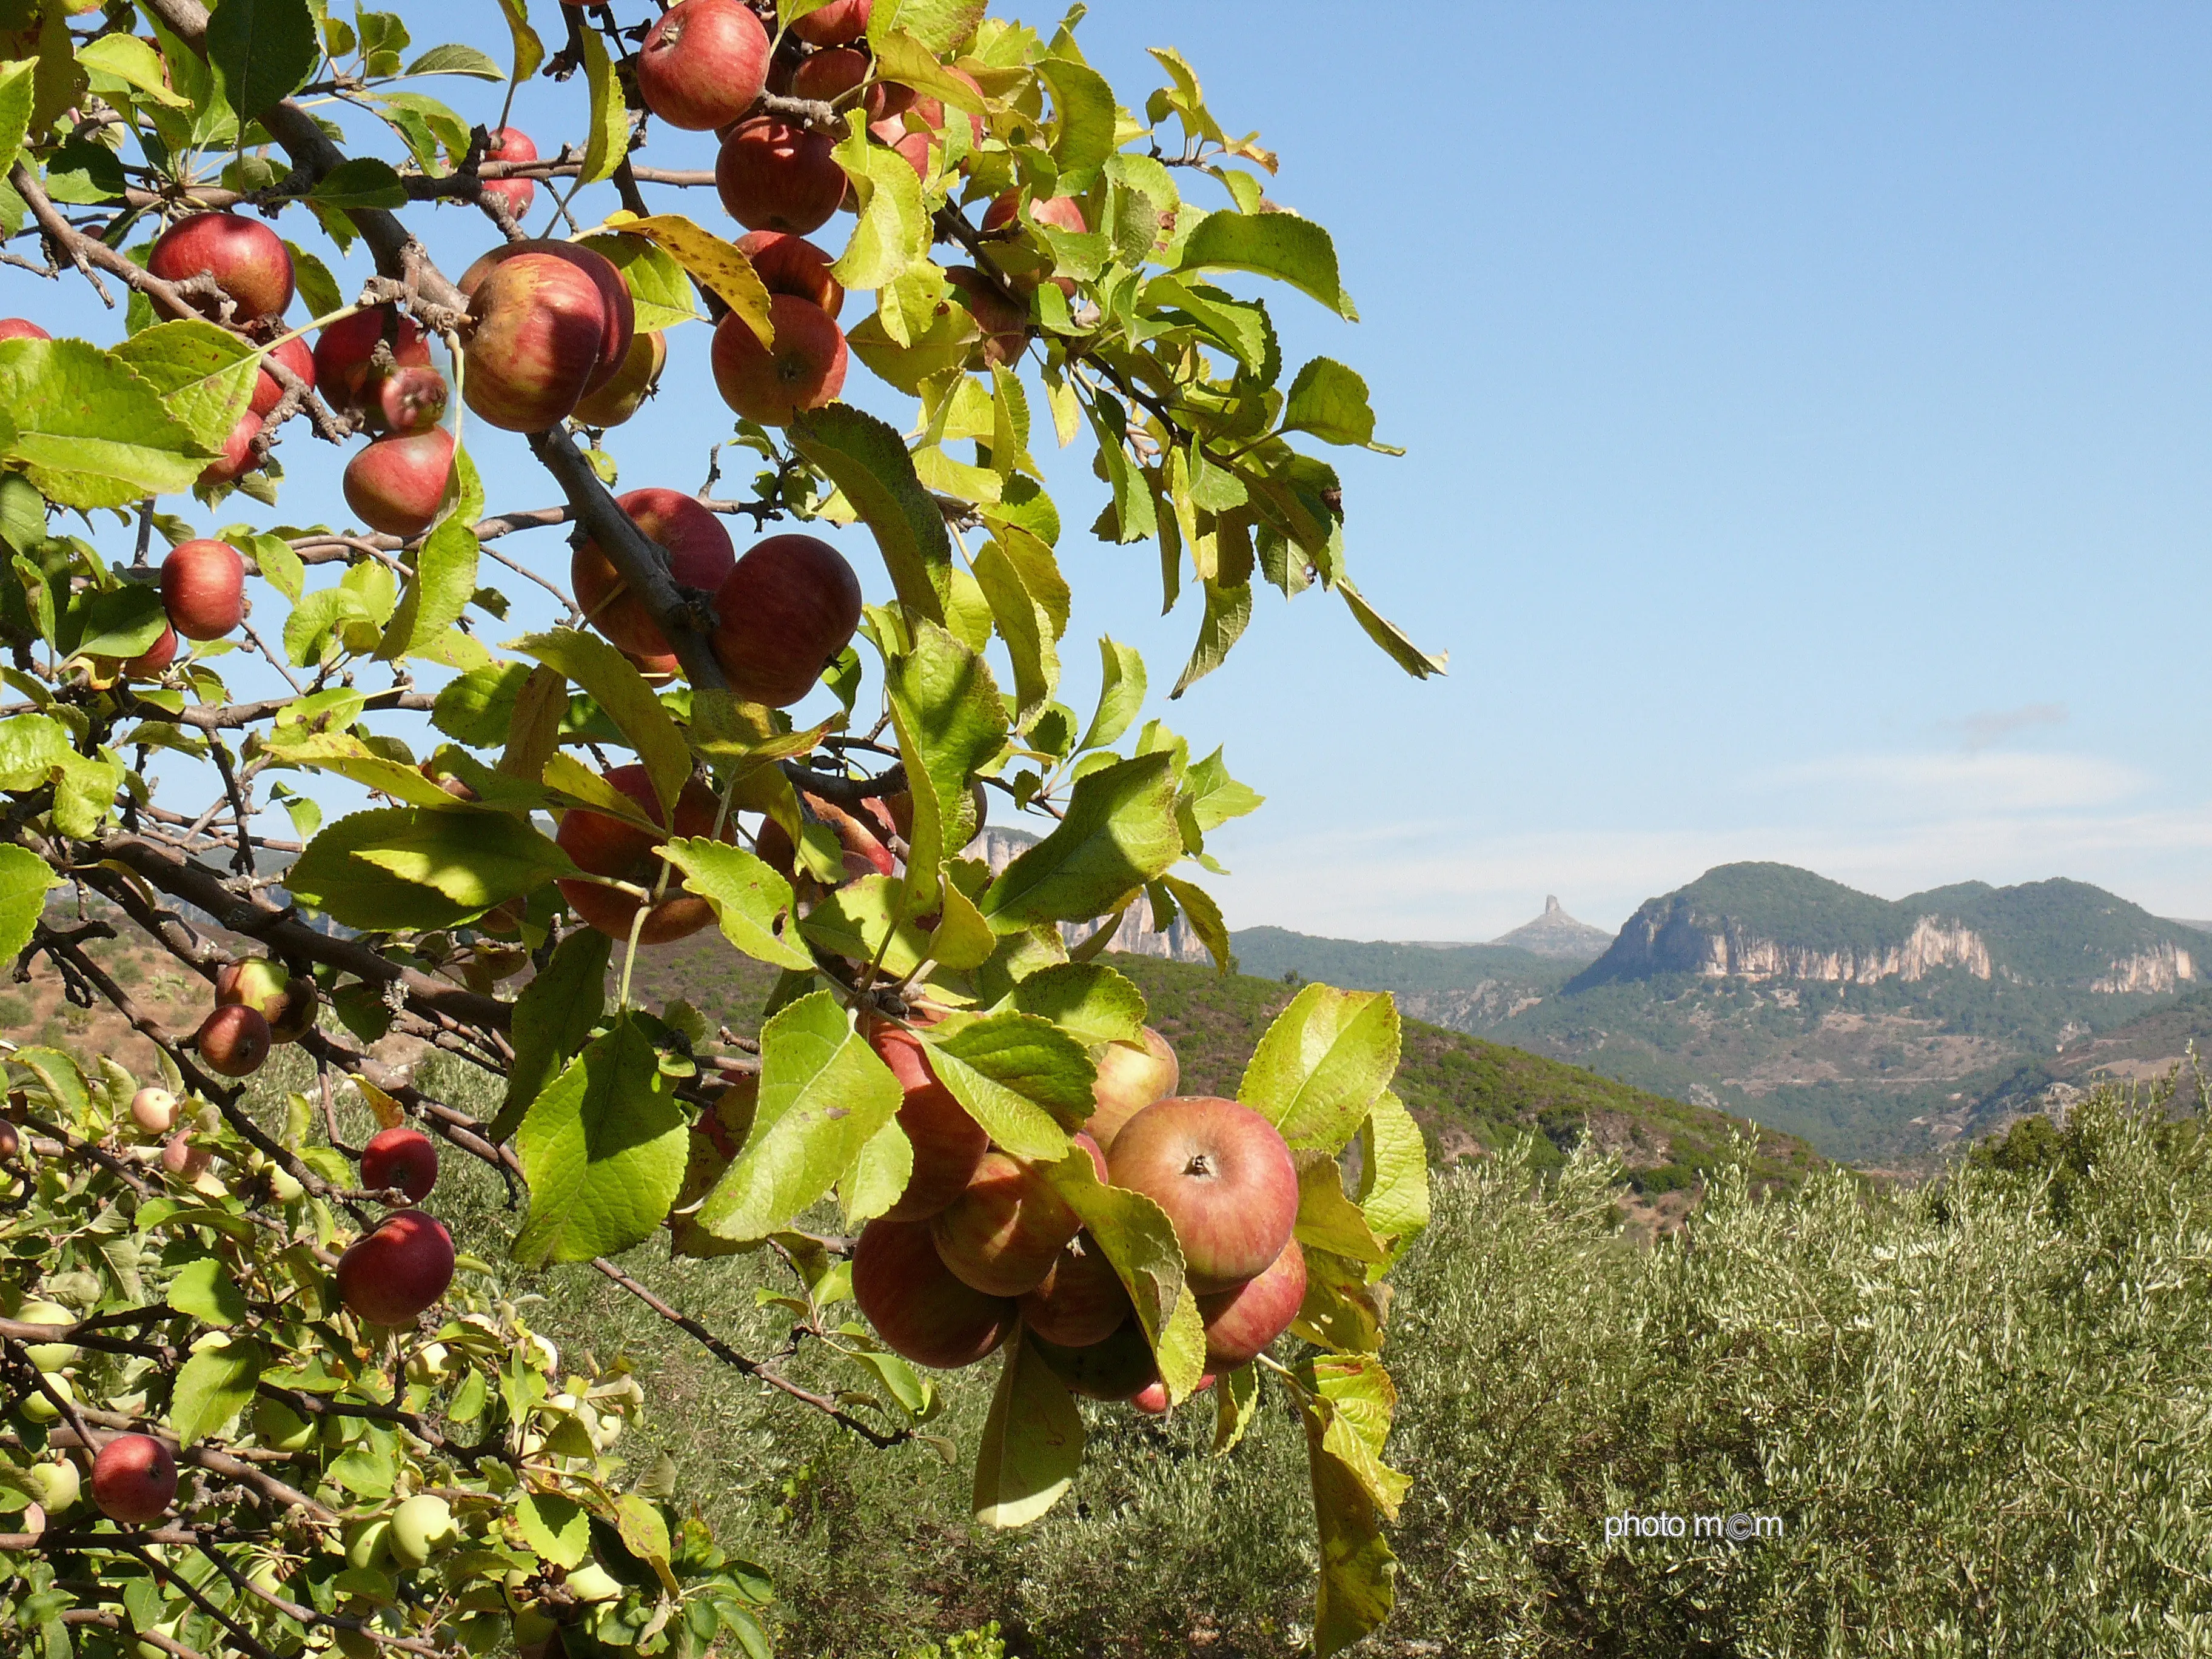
[[637, 0, 769, 130], [709, 295, 846, 426], [716, 118, 845, 235], [554, 764, 732, 945], [1106, 1096, 1298, 1294], [482, 126, 538, 220], [25, 1456, 79, 1513], [19, 1371, 73, 1423], [216, 958, 320, 1044], [161, 1134, 211, 1182], [343, 427, 456, 538], [463, 253, 608, 432], [931, 1151, 1085, 1297], [565, 1561, 622, 1603], [159, 538, 245, 640], [90, 1433, 177, 1524], [389, 1492, 458, 1567], [198, 409, 262, 486], [512, 1609, 558, 1649], [249, 334, 317, 418], [791, 0, 870, 45], [17, 1299, 79, 1370], [734, 230, 845, 320], [121, 625, 178, 679], [252, 1393, 317, 1453], [1085, 1026, 1179, 1151], [457, 239, 634, 396], [945, 266, 1028, 367], [360, 1125, 437, 1204], [343, 1515, 392, 1569], [367, 364, 450, 435], [1198, 1237, 1305, 1369], [148, 212, 295, 320], [569, 329, 666, 428], [313, 306, 431, 416], [852, 1215, 1014, 1369], [334, 1209, 455, 1327], [864, 1024, 987, 1221], [195, 1002, 271, 1078], [135, 1620, 179, 1659], [709, 532, 862, 706], [130, 1087, 179, 1136], [0, 318, 50, 343], [570, 488, 735, 660], [1019, 1230, 1133, 1348]]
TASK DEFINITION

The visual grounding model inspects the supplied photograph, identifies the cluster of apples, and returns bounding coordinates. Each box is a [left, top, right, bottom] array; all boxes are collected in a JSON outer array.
[[332, 1123, 457, 1332], [186, 956, 319, 1084], [7, 1292, 180, 1526], [852, 1022, 1310, 1412]]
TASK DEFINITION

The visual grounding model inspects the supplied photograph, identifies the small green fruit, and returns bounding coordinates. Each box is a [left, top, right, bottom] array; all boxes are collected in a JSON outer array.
[[343, 1517, 392, 1570], [564, 1561, 622, 1603], [135, 1620, 177, 1659], [18, 1299, 79, 1371], [389, 1492, 457, 1568], [253, 1395, 317, 1454], [20, 1372, 74, 1424], [268, 1165, 305, 1204], [455, 1611, 506, 1654], [26, 1458, 79, 1513]]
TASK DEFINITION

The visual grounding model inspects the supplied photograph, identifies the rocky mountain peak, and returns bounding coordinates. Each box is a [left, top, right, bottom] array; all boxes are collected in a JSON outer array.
[[1489, 896, 1615, 962]]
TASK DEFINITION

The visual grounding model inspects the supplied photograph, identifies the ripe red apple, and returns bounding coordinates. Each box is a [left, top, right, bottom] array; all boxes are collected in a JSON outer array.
[[463, 252, 609, 432], [554, 764, 731, 945], [931, 1151, 1084, 1298], [1020, 1231, 1133, 1348], [1198, 1238, 1305, 1369], [1031, 1320, 1159, 1402], [1086, 1026, 1179, 1151], [865, 1023, 987, 1221], [944, 266, 1028, 366], [754, 792, 894, 886], [734, 230, 845, 320], [852, 1215, 1014, 1369], [367, 364, 449, 435], [159, 538, 245, 640], [709, 297, 846, 427], [876, 120, 939, 182], [790, 46, 909, 122], [791, 0, 870, 45], [569, 329, 666, 427], [571, 487, 735, 660], [314, 306, 431, 415], [334, 1209, 455, 1327], [482, 126, 538, 220], [716, 118, 845, 235], [1105, 1096, 1298, 1294], [458, 240, 634, 395], [983, 192, 1089, 238], [148, 211, 295, 321], [0, 318, 50, 343], [215, 958, 318, 1044], [1131, 1371, 1215, 1416], [199, 409, 261, 486], [710, 532, 862, 706], [161, 1133, 211, 1181], [90, 1433, 177, 1524], [249, 334, 317, 418], [637, 0, 769, 130], [196, 1002, 271, 1078], [361, 1125, 438, 1203], [905, 70, 987, 146], [122, 625, 179, 679], [344, 427, 455, 538], [0, 1120, 16, 1160]]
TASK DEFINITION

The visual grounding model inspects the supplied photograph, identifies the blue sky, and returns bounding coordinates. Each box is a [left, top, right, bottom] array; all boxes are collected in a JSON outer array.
[[21, 3, 2212, 940]]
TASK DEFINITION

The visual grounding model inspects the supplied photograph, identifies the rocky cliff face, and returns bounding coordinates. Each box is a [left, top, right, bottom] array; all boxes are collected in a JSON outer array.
[[1580, 897, 1991, 988], [2091, 942, 2197, 995]]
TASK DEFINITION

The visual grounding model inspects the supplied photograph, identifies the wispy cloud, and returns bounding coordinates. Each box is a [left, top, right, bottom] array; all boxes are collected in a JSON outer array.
[[1755, 749, 2143, 813], [1948, 702, 2069, 753]]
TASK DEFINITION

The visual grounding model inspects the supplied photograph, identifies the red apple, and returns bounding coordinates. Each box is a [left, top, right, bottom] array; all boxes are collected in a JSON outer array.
[[710, 532, 862, 706], [0, 318, 50, 343], [313, 306, 431, 416], [463, 252, 609, 432], [198, 410, 261, 486], [709, 297, 846, 427], [734, 230, 845, 320], [148, 212, 295, 321], [637, 0, 769, 131], [367, 364, 449, 435], [571, 487, 735, 660], [945, 266, 1028, 366], [716, 118, 845, 235], [121, 625, 179, 679], [215, 958, 318, 1044], [159, 538, 245, 640], [90, 1433, 177, 1524], [1019, 1231, 1133, 1348], [554, 764, 731, 945], [0, 1120, 16, 1160], [1131, 1371, 1215, 1416], [876, 121, 938, 183], [334, 1209, 454, 1327], [249, 334, 317, 418], [130, 1087, 179, 1136], [1086, 1026, 1179, 1151], [569, 329, 666, 428], [195, 1002, 271, 1078], [790, 46, 908, 122], [1198, 1238, 1305, 1369], [1031, 1320, 1159, 1402], [931, 1151, 1084, 1298], [1105, 1096, 1298, 1294], [865, 1023, 987, 1221], [482, 126, 538, 220], [791, 0, 870, 45], [852, 1215, 1013, 1369], [905, 70, 987, 147], [457, 240, 634, 396], [343, 427, 455, 538], [754, 792, 894, 885], [360, 1125, 438, 1204], [162, 1133, 211, 1181], [983, 192, 1089, 237]]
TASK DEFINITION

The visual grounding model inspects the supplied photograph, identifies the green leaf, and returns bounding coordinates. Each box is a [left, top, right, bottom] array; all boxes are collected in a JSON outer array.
[[0, 338, 210, 508], [286, 806, 573, 930], [310, 156, 408, 210], [0, 714, 67, 791], [1239, 984, 1401, 1153], [1076, 637, 1146, 753], [286, 241, 344, 320], [10, 1047, 85, 1118], [840, 1116, 911, 1226], [972, 536, 1061, 729], [1296, 1365, 1399, 1658], [508, 629, 691, 818], [972, 1329, 1085, 1528], [578, 25, 630, 186], [513, 1014, 690, 1265], [659, 838, 813, 971], [605, 212, 773, 345], [491, 927, 610, 1142], [1295, 1155, 1387, 1265], [0, 59, 36, 176], [517, 1491, 591, 1570], [1004, 962, 1145, 1047], [1214, 1362, 1262, 1454], [699, 991, 902, 1242], [1283, 357, 1392, 449], [885, 618, 1007, 903], [979, 752, 1182, 930], [865, 0, 987, 56], [1355, 1090, 1429, 1269], [1042, 1144, 1205, 1401], [170, 1336, 263, 1446], [919, 1011, 1088, 1161], [799, 872, 931, 977], [1176, 209, 1358, 321], [376, 515, 478, 662], [830, 112, 928, 292], [1036, 55, 1116, 188], [167, 1256, 249, 1326], [1303, 1353, 1408, 1518], [788, 404, 950, 622], [1171, 575, 1252, 698], [1157, 873, 1230, 973], [402, 42, 504, 79], [494, 0, 545, 89], [1144, 275, 1277, 380], [579, 233, 700, 333], [71, 583, 167, 660], [1337, 579, 1447, 681], [0, 844, 58, 962], [1180, 745, 1264, 834], [283, 585, 376, 668], [205, 0, 319, 122], [432, 661, 532, 747]]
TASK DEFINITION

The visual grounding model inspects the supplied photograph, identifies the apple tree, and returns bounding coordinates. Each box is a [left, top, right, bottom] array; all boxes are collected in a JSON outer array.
[[0, 0, 1442, 1653]]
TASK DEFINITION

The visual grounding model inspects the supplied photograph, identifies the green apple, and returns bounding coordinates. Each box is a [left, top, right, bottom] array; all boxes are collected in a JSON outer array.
[[389, 1493, 457, 1567]]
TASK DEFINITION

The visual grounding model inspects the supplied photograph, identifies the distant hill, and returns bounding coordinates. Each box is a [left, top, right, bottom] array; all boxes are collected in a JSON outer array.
[[1489, 895, 1614, 960]]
